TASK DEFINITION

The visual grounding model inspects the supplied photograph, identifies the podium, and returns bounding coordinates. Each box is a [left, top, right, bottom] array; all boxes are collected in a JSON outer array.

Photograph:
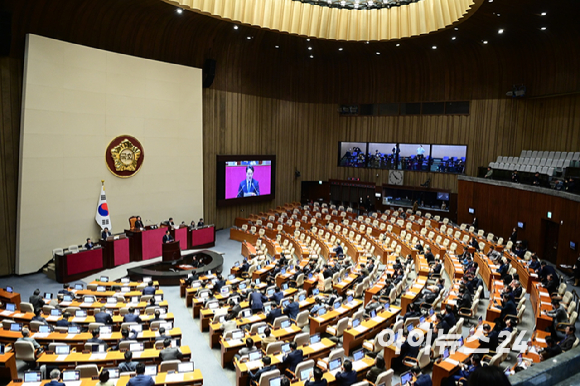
[[101, 235, 130, 268], [126, 226, 165, 262], [162, 241, 181, 262], [189, 226, 216, 249], [55, 248, 104, 283], [170, 226, 188, 250]]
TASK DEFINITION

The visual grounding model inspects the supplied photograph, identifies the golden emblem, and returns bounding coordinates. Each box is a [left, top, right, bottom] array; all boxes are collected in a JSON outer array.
[[110, 139, 142, 172]]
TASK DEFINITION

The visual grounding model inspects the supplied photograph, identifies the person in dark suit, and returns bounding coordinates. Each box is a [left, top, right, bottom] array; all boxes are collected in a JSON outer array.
[[95, 307, 113, 325], [282, 341, 304, 373], [31, 308, 48, 325], [472, 217, 478, 230], [478, 324, 499, 352], [126, 363, 155, 386], [84, 238, 94, 249], [509, 227, 518, 243], [162, 230, 174, 244], [283, 298, 300, 320], [142, 281, 156, 296], [101, 227, 112, 240], [497, 293, 517, 324], [248, 356, 275, 384], [558, 326, 576, 351], [424, 247, 435, 264], [435, 313, 450, 334], [539, 261, 557, 283], [544, 274, 559, 295], [539, 337, 562, 360], [249, 289, 268, 314], [266, 303, 282, 324], [411, 366, 432, 386], [29, 289, 44, 311], [529, 255, 541, 271], [118, 351, 139, 373], [87, 329, 108, 348], [197, 218, 204, 227], [154, 327, 171, 342], [240, 259, 250, 273], [335, 360, 357, 386], [168, 218, 175, 227], [56, 312, 72, 327], [305, 367, 327, 386], [159, 338, 183, 361], [134, 217, 144, 229], [123, 308, 143, 324], [58, 284, 74, 298], [333, 242, 344, 257], [366, 356, 386, 384], [269, 287, 284, 305], [213, 274, 226, 294], [237, 165, 260, 197], [46, 369, 65, 386]]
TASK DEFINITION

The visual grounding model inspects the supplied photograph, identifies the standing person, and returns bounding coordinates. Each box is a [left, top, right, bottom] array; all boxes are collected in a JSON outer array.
[[416, 145, 425, 167], [237, 165, 260, 197], [162, 230, 174, 243], [509, 227, 518, 243], [249, 289, 268, 314]]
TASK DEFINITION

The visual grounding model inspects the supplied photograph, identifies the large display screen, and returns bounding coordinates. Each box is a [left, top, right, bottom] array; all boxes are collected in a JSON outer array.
[[338, 142, 465, 174], [217, 155, 276, 206]]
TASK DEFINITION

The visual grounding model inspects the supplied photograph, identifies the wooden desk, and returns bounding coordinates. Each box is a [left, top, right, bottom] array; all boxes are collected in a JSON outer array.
[[101, 236, 130, 269], [343, 306, 401, 356], [55, 248, 104, 283], [400, 277, 427, 316], [309, 300, 362, 334], [126, 226, 166, 262], [0, 351, 17, 380], [0, 290, 21, 311]]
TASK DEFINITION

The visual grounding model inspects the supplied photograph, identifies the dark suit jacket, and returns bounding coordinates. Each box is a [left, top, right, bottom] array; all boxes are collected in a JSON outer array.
[[414, 374, 432, 386], [28, 295, 44, 310], [284, 301, 300, 320], [270, 291, 284, 305], [499, 299, 517, 321], [101, 231, 112, 239], [162, 234, 174, 243], [46, 381, 65, 386], [266, 308, 282, 324], [159, 347, 183, 361], [126, 374, 155, 386], [95, 312, 113, 325], [134, 220, 144, 228], [142, 286, 156, 295], [283, 349, 304, 372], [56, 319, 70, 327], [305, 380, 328, 386], [85, 242, 94, 250], [559, 335, 576, 351], [335, 370, 357, 386], [249, 292, 268, 311], [123, 314, 143, 324], [237, 179, 260, 197], [249, 365, 275, 381]]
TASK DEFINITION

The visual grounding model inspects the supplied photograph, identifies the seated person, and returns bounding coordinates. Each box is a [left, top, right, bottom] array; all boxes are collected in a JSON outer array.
[[155, 326, 171, 342], [410, 366, 432, 386], [58, 284, 74, 298], [31, 308, 48, 325], [127, 363, 155, 386], [95, 307, 114, 325], [101, 227, 112, 240], [429, 258, 442, 278], [539, 336, 562, 360], [96, 369, 115, 386], [478, 323, 500, 352], [197, 218, 204, 227], [159, 338, 183, 361], [236, 338, 256, 360], [446, 354, 481, 386], [266, 303, 282, 324], [222, 313, 238, 333], [142, 281, 156, 295], [249, 356, 276, 384], [118, 351, 138, 373], [123, 308, 143, 324], [335, 360, 357, 386], [87, 329, 108, 349], [305, 367, 327, 386], [366, 355, 386, 384], [261, 327, 277, 348], [84, 238, 95, 250], [17, 327, 40, 350], [282, 341, 303, 373], [309, 297, 325, 316], [46, 369, 65, 386], [56, 312, 72, 327], [364, 296, 383, 318]]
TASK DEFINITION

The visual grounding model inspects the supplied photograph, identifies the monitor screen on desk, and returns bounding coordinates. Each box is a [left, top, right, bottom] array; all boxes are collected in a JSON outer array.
[[5, 286, 13, 293], [75, 310, 87, 317], [62, 371, 80, 382], [130, 343, 144, 352], [300, 369, 311, 381], [24, 372, 41, 382], [97, 286, 106, 292], [248, 350, 262, 362], [6, 303, 15, 312], [68, 326, 80, 334], [63, 295, 73, 302], [100, 326, 112, 335], [121, 278, 130, 284], [10, 323, 21, 332], [55, 345, 70, 355], [38, 325, 50, 334], [144, 365, 157, 376], [232, 330, 244, 340], [352, 349, 364, 361], [310, 333, 321, 345], [216, 155, 276, 206], [352, 318, 361, 328], [121, 287, 130, 293], [329, 358, 342, 371], [280, 320, 291, 329], [74, 284, 83, 290], [178, 362, 194, 373], [43, 292, 52, 300], [269, 377, 281, 386], [143, 277, 152, 283], [105, 368, 119, 379]]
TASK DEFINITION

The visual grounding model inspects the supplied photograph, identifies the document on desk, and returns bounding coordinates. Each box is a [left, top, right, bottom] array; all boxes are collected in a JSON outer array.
[[56, 355, 68, 361], [72, 317, 85, 323], [458, 346, 475, 355], [285, 327, 296, 334], [13, 313, 24, 318], [352, 360, 367, 371], [66, 381, 82, 386], [0, 310, 13, 316], [100, 334, 112, 339], [46, 316, 59, 322], [337, 307, 348, 313], [354, 325, 369, 333], [245, 359, 262, 370], [33, 333, 49, 338], [536, 338, 546, 343], [227, 339, 244, 346], [90, 353, 108, 360], [309, 342, 326, 352], [444, 358, 460, 366], [164, 373, 184, 383], [133, 352, 143, 358], [248, 315, 262, 322], [372, 316, 386, 323], [59, 302, 72, 307]]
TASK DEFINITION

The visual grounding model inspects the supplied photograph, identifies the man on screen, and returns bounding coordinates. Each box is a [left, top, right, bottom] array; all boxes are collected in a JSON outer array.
[[237, 165, 260, 197]]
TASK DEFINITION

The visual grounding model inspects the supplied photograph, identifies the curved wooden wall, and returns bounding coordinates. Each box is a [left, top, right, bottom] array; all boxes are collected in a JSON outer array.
[[0, 0, 579, 274]]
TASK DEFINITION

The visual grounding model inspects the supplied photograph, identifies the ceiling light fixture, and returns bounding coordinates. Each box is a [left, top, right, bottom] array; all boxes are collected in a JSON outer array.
[[541, 12, 547, 16], [432, 46, 437, 49], [233, 26, 239, 30], [396, 43, 400, 47], [376, 51, 380, 55], [308, 47, 313, 50], [176, 8, 183, 14], [247, 36, 252, 40], [451, 37, 456, 40], [541, 27, 547, 30], [292, 0, 426, 10], [309, 55, 314, 58], [483, 40, 488, 44], [498, 29, 504, 34], [338, 48, 344, 51], [275, 45, 280, 49]]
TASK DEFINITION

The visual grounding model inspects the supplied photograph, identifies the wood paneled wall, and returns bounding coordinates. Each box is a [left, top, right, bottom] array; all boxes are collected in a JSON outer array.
[[203, 89, 580, 229], [458, 179, 580, 265]]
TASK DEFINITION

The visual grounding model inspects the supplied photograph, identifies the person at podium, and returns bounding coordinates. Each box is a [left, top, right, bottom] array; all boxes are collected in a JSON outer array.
[[84, 238, 94, 250], [134, 216, 144, 229], [163, 230, 174, 244], [101, 227, 112, 240], [237, 165, 260, 197], [168, 218, 175, 227]]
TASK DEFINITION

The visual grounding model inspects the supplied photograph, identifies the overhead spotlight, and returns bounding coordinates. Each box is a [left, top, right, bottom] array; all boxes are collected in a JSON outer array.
[[541, 12, 547, 16], [488, 0, 493, 2], [396, 43, 400, 47], [498, 29, 504, 34], [496, 13, 501, 16], [483, 40, 488, 44], [376, 52, 380, 55], [451, 37, 456, 40], [306, 38, 311, 41], [247, 36, 252, 40], [309, 55, 314, 58], [275, 45, 280, 49], [432, 46, 437, 49], [454, 27, 459, 30], [540, 27, 547, 30], [366, 41, 370, 44], [308, 47, 313, 50], [233, 25, 239, 30], [338, 48, 344, 51], [176, 8, 183, 14]]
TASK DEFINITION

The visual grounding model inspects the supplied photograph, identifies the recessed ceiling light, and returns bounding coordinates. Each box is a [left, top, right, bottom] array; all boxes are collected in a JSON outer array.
[[483, 40, 488, 44], [233, 26, 239, 30], [376, 52, 380, 55], [308, 47, 313, 50], [338, 48, 343, 51], [541, 12, 547, 16], [396, 43, 400, 47], [247, 36, 252, 40], [488, 0, 493, 2], [366, 41, 370, 44], [307, 39, 311, 41], [176, 8, 183, 14], [275, 45, 280, 49], [451, 37, 456, 40], [498, 29, 504, 34], [309, 55, 314, 58], [496, 13, 501, 16], [541, 27, 547, 30], [432, 46, 437, 49], [454, 27, 459, 30]]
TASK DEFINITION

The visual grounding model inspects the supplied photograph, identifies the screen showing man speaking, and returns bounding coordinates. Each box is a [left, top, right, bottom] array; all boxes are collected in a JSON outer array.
[[225, 161, 272, 199]]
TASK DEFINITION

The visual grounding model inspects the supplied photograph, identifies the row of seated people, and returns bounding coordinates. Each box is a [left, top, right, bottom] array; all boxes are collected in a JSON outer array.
[[229, 203, 578, 385]]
